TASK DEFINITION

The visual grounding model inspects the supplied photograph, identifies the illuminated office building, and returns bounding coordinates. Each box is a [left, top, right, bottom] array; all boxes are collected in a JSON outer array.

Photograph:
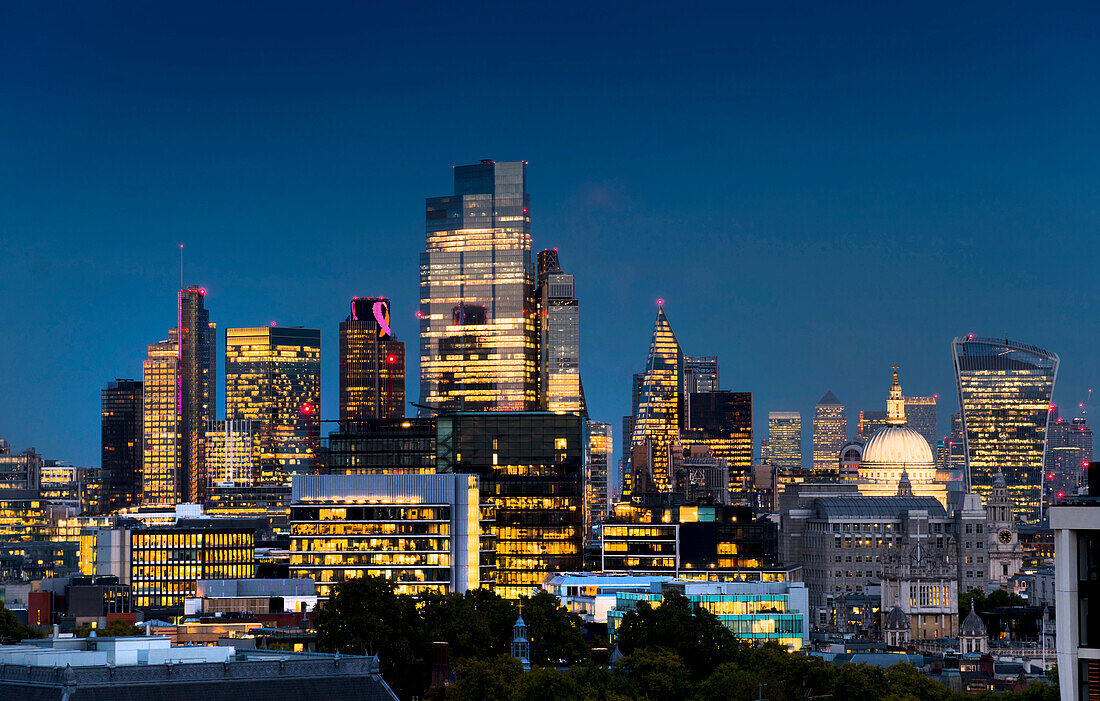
[[812, 392, 846, 474], [419, 160, 538, 414], [81, 524, 255, 610], [101, 379, 143, 512], [766, 412, 801, 469], [1044, 408, 1093, 505], [203, 420, 261, 487], [536, 249, 583, 414], [952, 336, 1059, 521], [857, 410, 887, 440], [586, 421, 613, 529], [904, 396, 938, 452], [630, 304, 684, 493], [178, 286, 217, 503], [288, 473, 491, 597], [142, 332, 180, 505], [339, 297, 406, 422], [0, 441, 41, 491], [681, 391, 753, 496], [226, 327, 321, 488], [437, 412, 585, 599]]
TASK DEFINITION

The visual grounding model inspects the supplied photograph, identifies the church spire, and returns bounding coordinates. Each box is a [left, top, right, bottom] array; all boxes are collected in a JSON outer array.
[[887, 364, 907, 425]]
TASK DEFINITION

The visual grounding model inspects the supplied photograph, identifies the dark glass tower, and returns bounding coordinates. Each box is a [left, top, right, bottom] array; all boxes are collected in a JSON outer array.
[[419, 160, 538, 414], [681, 391, 753, 496], [178, 286, 216, 502], [339, 297, 406, 422], [952, 336, 1059, 521], [101, 379, 143, 512]]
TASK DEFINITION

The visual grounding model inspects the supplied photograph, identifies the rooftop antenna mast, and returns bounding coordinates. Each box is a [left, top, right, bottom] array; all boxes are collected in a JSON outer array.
[[179, 244, 184, 289]]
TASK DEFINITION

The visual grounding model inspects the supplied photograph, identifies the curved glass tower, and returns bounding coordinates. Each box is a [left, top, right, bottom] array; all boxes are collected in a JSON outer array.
[[952, 336, 1059, 521]]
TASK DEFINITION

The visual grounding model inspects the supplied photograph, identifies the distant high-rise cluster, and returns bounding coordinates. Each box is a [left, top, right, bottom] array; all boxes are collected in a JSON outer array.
[[1044, 406, 1093, 505], [766, 412, 802, 469]]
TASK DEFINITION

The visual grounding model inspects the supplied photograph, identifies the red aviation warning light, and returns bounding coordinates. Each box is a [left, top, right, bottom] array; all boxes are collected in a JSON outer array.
[[387, 355, 397, 364], [300, 402, 315, 415]]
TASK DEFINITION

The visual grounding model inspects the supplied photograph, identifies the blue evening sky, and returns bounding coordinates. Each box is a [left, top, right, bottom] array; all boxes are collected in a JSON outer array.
[[2, 2, 1098, 468]]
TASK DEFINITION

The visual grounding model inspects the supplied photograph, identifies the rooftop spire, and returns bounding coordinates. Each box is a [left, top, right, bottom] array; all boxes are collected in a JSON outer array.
[[887, 364, 906, 425]]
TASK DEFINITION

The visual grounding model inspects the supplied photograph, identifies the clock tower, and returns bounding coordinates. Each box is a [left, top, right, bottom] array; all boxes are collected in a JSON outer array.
[[986, 470, 1022, 585]]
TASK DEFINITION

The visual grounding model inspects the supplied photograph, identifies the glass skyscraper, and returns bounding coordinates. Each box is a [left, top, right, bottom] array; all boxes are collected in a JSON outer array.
[[536, 249, 583, 414], [952, 336, 1059, 521], [142, 332, 179, 505], [419, 160, 538, 414], [1044, 407, 1092, 506], [681, 391, 753, 496], [904, 396, 938, 452], [225, 326, 321, 488], [586, 421, 613, 530], [630, 304, 684, 493], [766, 412, 802, 469], [811, 392, 846, 473], [178, 286, 216, 503], [339, 297, 406, 422], [101, 379, 143, 512]]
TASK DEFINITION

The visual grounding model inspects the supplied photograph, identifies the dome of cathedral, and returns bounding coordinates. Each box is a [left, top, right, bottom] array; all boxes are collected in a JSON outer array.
[[862, 425, 934, 466]]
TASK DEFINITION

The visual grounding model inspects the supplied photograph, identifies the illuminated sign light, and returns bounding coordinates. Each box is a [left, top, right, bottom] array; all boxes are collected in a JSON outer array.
[[373, 301, 392, 338]]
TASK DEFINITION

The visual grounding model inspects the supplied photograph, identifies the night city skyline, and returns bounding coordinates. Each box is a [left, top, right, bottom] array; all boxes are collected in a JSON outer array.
[[3, 2, 1099, 471]]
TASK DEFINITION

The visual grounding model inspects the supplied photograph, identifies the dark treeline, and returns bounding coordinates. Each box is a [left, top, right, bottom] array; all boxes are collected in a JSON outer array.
[[314, 577, 1058, 701]]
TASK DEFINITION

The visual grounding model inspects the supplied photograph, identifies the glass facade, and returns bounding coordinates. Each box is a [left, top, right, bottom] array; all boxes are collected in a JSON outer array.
[[766, 412, 802, 469], [322, 418, 438, 475], [812, 393, 846, 474], [536, 249, 583, 413], [586, 421, 613, 529], [436, 412, 585, 599], [142, 332, 180, 505], [101, 379, 143, 512], [608, 588, 803, 650], [904, 396, 938, 452], [602, 504, 778, 574], [682, 391, 753, 496], [683, 356, 719, 398], [288, 473, 491, 597], [952, 336, 1059, 521], [630, 305, 684, 493], [226, 327, 321, 489], [129, 527, 255, 609], [340, 297, 405, 422], [0, 442, 41, 491], [178, 287, 217, 503], [1044, 410, 1092, 506], [203, 420, 262, 487], [419, 160, 538, 413]]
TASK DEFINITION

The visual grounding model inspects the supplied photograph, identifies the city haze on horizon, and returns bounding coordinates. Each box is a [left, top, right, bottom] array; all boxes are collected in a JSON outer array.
[[2, 2, 1099, 468]]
